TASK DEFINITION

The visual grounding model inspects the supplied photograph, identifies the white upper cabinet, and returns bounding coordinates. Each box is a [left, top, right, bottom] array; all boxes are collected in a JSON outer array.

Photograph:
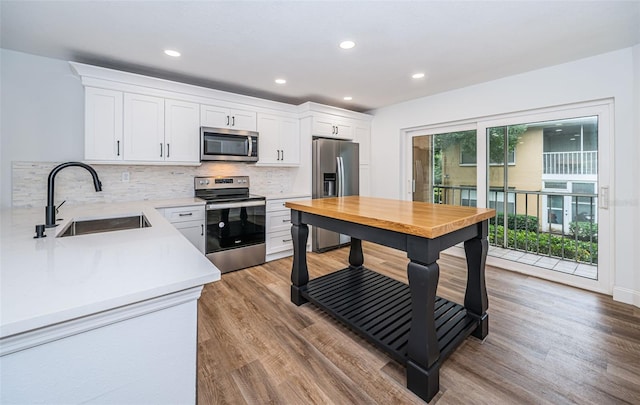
[[312, 114, 353, 140], [83, 88, 200, 164], [164, 99, 200, 162], [123, 93, 165, 161], [85, 87, 123, 161], [257, 113, 300, 166], [200, 104, 257, 131]]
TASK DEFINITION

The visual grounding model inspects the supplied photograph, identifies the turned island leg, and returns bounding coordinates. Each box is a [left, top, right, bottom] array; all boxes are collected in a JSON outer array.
[[290, 210, 309, 306], [348, 238, 363, 269], [464, 220, 489, 339], [406, 236, 441, 402]]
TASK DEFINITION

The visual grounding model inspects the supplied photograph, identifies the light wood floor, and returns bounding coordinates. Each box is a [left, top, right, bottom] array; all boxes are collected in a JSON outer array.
[[197, 242, 640, 404]]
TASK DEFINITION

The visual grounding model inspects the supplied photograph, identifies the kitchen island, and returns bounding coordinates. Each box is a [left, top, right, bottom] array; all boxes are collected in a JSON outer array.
[[0, 199, 219, 404], [285, 196, 495, 403]]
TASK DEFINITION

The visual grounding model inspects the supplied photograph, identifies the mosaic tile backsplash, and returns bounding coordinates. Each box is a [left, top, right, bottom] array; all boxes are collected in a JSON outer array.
[[12, 161, 300, 208]]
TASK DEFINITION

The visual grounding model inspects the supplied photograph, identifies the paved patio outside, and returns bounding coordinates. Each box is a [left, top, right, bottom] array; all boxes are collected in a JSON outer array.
[[487, 246, 598, 279]]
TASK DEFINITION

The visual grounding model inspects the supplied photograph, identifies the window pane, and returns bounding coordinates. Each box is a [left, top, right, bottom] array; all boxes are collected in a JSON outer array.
[[412, 130, 477, 206]]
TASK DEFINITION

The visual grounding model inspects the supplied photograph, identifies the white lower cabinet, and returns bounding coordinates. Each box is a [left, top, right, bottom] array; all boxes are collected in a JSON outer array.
[[266, 196, 310, 261], [160, 205, 205, 253]]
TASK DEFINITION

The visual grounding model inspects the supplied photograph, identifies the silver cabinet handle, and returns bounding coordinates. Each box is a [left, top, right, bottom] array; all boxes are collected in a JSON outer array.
[[282, 218, 289, 223], [226, 115, 230, 126], [201, 224, 204, 236], [178, 212, 193, 217], [282, 238, 292, 243], [160, 143, 163, 157], [117, 140, 120, 156], [232, 116, 235, 126], [281, 149, 284, 160], [166, 143, 170, 158]]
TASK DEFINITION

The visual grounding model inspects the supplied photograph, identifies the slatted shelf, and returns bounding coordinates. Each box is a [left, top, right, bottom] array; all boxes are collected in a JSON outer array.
[[301, 267, 479, 365]]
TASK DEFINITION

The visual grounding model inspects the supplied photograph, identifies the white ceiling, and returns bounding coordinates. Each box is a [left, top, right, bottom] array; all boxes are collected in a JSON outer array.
[[1, 1, 639, 112]]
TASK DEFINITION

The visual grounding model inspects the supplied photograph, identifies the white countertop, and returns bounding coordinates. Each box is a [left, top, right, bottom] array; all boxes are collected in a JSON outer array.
[[0, 199, 219, 338]]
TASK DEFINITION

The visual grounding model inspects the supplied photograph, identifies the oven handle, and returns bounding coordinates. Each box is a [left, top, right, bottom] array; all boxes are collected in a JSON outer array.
[[206, 200, 265, 210]]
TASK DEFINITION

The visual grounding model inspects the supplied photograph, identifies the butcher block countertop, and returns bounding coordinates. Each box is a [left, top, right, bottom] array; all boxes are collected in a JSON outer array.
[[285, 196, 496, 239]]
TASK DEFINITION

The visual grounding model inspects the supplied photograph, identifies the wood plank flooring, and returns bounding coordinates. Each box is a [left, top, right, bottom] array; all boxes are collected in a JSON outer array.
[[197, 242, 640, 404]]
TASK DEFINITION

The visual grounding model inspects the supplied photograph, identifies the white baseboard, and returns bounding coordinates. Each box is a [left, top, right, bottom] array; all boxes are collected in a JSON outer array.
[[613, 286, 640, 308]]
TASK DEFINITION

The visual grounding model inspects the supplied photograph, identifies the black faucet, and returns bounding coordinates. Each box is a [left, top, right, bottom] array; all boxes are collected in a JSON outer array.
[[45, 162, 102, 228]]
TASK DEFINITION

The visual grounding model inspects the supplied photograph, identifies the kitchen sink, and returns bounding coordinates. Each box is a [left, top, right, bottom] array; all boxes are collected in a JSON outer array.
[[58, 214, 151, 237]]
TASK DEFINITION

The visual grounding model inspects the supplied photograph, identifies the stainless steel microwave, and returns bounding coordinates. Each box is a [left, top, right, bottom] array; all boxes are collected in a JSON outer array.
[[200, 127, 259, 162]]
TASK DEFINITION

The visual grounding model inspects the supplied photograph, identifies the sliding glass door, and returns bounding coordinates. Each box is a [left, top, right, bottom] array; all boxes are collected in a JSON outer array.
[[405, 101, 611, 294]]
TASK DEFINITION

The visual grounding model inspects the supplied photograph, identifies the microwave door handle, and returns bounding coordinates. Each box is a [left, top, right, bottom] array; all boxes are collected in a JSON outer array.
[[247, 136, 253, 157]]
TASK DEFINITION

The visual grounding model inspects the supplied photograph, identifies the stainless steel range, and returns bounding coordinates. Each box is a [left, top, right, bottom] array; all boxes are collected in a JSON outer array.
[[195, 176, 266, 273]]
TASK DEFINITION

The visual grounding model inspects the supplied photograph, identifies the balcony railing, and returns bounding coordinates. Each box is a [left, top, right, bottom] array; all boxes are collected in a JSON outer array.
[[543, 151, 597, 175], [432, 185, 598, 266]]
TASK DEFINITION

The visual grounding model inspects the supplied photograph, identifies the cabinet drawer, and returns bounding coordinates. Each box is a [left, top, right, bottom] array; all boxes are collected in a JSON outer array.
[[266, 229, 294, 254], [163, 206, 205, 223], [267, 199, 289, 212], [267, 211, 291, 233]]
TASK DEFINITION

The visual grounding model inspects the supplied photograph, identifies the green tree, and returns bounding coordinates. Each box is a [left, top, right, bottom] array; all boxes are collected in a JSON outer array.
[[433, 125, 527, 171]]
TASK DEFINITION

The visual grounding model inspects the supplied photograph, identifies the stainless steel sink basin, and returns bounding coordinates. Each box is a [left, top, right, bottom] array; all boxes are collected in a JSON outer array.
[[58, 214, 151, 237]]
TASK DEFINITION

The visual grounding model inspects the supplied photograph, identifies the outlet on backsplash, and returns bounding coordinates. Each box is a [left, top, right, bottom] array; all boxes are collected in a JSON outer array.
[[121, 172, 130, 182]]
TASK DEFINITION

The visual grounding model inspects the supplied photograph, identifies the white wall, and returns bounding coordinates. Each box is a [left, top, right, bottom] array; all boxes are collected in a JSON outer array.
[[1, 49, 85, 208], [370, 47, 639, 307]]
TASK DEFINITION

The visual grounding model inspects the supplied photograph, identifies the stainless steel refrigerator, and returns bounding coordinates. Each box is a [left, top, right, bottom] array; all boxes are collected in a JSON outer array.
[[312, 138, 359, 252]]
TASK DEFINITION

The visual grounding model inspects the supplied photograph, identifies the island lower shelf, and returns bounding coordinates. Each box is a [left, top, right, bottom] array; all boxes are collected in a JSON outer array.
[[300, 267, 479, 365]]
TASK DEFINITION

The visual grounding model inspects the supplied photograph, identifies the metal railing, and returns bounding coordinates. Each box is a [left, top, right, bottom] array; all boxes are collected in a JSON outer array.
[[432, 185, 598, 265], [543, 151, 597, 175]]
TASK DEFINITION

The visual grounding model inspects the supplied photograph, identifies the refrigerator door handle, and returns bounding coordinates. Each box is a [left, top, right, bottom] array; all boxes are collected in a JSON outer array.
[[336, 157, 341, 197], [336, 157, 345, 197], [338, 157, 346, 197]]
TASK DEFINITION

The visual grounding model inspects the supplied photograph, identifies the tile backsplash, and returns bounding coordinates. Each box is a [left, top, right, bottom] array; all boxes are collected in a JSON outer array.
[[12, 161, 300, 208]]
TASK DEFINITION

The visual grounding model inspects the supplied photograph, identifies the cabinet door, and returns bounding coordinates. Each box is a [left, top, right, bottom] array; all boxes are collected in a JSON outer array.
[[124, 93, 165, 161], [312, 114, 336, 137], [165, 99, 200, 162], [333, 120, 353, 140], [85, 87, 123, 161], [279, 117, 300, 165], [200, 104, 229, 128], [201, 105, 257, 131], [257, 114, 281, 164], [173, 220, 205, 253], [229, 109, 257, 131]]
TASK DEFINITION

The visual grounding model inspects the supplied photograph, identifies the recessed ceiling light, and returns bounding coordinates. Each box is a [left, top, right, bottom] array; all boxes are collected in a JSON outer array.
[[555, 129, 563, 132], [275, 78, 287, 84], [343, 96, 353, 101], [164, 49, 181, 57], [412, 73, 425, 79], [569, 137, 576, 141], [339, 40, 355, 49]]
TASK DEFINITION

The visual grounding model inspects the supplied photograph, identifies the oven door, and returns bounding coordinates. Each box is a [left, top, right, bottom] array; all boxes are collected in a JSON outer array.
[[205, 200, 265, 254]]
